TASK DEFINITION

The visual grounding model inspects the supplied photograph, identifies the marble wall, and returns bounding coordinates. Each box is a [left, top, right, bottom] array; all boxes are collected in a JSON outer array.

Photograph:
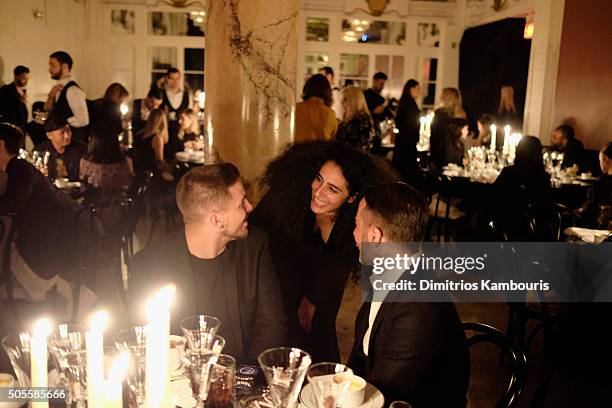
[[204, 0, 298, 181]]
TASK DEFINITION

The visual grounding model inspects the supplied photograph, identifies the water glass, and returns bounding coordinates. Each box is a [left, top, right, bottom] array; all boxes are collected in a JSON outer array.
[[48, 324, 87, 407], [2, 333, 35, 388], [306, 362, 353, 408], [182, 334, 226, 407], [180, 315, 221, 351], [258, 347, 312, 408], [114, 326, 147, 408]]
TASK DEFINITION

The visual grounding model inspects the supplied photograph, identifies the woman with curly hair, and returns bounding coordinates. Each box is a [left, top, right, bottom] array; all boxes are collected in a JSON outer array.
[[250, 141, 398, 361]]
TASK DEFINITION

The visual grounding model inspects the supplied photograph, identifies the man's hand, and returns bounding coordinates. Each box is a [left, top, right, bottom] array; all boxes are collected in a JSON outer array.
[[298, 296, 316, 333], [49, 84, 64, 99]]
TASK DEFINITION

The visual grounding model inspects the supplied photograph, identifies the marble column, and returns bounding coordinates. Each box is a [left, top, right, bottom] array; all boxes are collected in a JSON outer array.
[[205, 0, 298, 181]]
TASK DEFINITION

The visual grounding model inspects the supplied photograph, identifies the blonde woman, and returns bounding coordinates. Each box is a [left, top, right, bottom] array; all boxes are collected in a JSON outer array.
[[430, 87, 466, 169], [135, 108, 169, 173], [497, 85, 521, 130], [178, 108, 203, 150], [335, 86, 376, 151]]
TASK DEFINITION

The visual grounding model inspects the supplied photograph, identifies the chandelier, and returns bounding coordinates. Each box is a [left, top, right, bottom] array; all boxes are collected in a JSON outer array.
[[343, 19, 371, 42]]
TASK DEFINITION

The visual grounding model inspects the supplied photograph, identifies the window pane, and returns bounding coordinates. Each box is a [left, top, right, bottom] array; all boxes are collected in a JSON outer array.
[[340, 54, 369, 88], [341, 19, 406, 45], [150, 47, 177, 71], [417, 23, 441, 47], [304, 52, 329, 81], [111, 10, 135, 35], [185, 48, 205, 71], [185, 74, 204, 93], [306, 18, 329, 42], [149, 12, 204, 36], [375, 55, 390, 74], [424, 84, 436, 106], [429, 58, 438, 81]]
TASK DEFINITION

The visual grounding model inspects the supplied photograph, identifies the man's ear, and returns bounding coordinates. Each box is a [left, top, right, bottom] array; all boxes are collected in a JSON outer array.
[[209, 210, 224, 229], [368, 225, 383, 245]]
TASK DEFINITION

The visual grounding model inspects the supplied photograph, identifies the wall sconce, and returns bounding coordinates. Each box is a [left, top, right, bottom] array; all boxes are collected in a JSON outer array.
[[32, 8, 44, 20]]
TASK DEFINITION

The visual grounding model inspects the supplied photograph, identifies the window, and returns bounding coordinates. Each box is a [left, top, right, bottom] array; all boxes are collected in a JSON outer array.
[[306, 18, 329, 42], [185, 48, 205, 93], [419, 58, 438, 107], [111, 10, 135, 35], [375, 55, 405, 98], [304, 53, 329, 82], [339, 54, 369, 88], [150, 47, 177, 86], [417, 23, 441, 47], [341, 19, 406, 45], [149, 12, 204, 36]]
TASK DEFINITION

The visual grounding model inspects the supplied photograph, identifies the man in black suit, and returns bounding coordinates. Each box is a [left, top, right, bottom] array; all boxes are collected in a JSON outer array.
[[131, 89, 163, 137], [551, 124, 584, 170], [348, 183, 469, 407], [129, 163, 287, 362], [0, 65, 30, 130], [0, 122, 88, 281]]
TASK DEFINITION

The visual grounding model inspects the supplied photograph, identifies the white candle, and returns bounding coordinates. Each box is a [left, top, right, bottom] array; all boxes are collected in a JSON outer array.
[[105, 352, 128, 408], [87, 311, 108, 408], [120, 103, 129, 116], [419, 116, 426, 137], [503, 125, 511, 155], [31, 319, 51, 408], [425, 112, 433, 136], [207, 132, 213, 148], [145, 285, 176, 408], [490, 124, 497, 151]]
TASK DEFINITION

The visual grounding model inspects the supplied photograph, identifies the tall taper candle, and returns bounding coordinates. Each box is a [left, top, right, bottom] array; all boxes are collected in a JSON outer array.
[[87, 311, 108, 408]]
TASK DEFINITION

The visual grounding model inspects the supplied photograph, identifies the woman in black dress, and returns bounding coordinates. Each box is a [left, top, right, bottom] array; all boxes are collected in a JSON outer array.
[[335, 86, 375, 152], [392, 79, 421, 182], [250, 141, 398, 362]]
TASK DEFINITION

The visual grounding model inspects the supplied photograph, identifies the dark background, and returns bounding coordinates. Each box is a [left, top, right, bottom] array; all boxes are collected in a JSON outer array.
[[459, 18, 532, 130]]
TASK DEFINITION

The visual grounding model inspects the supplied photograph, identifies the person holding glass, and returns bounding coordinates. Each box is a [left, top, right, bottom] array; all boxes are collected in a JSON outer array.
[[250, 141, 398, 362]]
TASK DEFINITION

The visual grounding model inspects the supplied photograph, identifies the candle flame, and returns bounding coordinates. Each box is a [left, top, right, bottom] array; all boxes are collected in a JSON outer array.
[[146, 284, 176, 321], [120, 103, 129, 116], [89, 311, 108, 333], [108, 352, 129, 382], [33, 318, 51, 338]]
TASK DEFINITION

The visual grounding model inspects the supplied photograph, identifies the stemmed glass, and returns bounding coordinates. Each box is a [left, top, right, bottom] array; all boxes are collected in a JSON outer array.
[[182, 334, 226, 407], [257, 347, 312, 408], [114, 326, 147, 408], [48, 323, 88, 408], [180, 315, 221, 350], [2, 332, 35, 388], [306, 363, 353, 408]]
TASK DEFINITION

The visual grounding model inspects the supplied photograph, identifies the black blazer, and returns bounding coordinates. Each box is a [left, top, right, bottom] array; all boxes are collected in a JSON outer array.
[[347, 281, 469, 408], [128, 226, 288, 362], [0, 83, 28, 130]]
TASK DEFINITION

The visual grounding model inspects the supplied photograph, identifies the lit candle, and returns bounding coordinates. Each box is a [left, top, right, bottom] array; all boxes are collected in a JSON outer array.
[[87, 311, 108, 408], [208, 132, 213, 148], [104, 352, 128, 408], [198, 91, 205, 110], [145, 285, 176, 408], [425, 112, 434, 136], [490, 124, 497, 151], [120, 103, 129, 117], [419, 116, 426, 137], [503, 125, 511, 155], [31, 319, 51, 408]]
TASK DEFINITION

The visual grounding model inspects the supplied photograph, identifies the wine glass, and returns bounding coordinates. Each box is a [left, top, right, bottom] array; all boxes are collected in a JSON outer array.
[[2, 332, 34, 388], [182, 334, 226, 407], [306, 362, 353, 408], [114, 326, 147, 408], [48, 324, 87, 408], [180, 315, 221, 351], [257, 347, 312, 408]]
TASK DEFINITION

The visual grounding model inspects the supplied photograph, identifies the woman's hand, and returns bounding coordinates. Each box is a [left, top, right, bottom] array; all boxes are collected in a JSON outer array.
[[298, 296, 316, 333]]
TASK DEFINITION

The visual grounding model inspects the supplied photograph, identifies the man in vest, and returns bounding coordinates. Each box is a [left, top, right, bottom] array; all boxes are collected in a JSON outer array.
[[162, 67, 192, 156], [45, 51, 90, 144]]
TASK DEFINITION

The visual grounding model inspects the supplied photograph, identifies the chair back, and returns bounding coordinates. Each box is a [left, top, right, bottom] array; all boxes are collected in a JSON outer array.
[[463, 322, 527, 408], [527, 202, 575, 241], [0, 214, 17, 297]]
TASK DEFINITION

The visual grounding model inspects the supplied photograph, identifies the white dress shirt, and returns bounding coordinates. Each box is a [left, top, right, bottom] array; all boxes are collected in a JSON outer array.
[[55, 76, 89, 127], [165, 88, 193, 113], [362, 266, 408, 356]]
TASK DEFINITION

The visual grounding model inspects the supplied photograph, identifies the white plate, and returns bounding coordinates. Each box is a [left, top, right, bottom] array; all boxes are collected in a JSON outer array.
[[299, 381, 384, 408]]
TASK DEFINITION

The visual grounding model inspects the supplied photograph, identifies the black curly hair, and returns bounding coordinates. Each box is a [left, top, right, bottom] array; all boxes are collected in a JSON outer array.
[[251, 141, 399, 278]]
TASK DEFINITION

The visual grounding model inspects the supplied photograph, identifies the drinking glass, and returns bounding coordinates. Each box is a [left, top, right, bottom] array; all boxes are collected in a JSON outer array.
[[306, 363, 353, 408], [205, 354, 236, 408], [180, 315, 221, 350], [182, 334, 226, 407], [257, 347, 312, 408], [48, 323, 87, 407], [2, 333, 34, 388], [389, 401, 412, 408], [114, 326, 147, 408]]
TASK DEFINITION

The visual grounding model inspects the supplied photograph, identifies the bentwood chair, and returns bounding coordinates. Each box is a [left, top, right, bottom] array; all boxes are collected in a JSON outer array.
[[526, 201, 575, 242], [463, 322, 527, 408], [0, 214, 17, 318]]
